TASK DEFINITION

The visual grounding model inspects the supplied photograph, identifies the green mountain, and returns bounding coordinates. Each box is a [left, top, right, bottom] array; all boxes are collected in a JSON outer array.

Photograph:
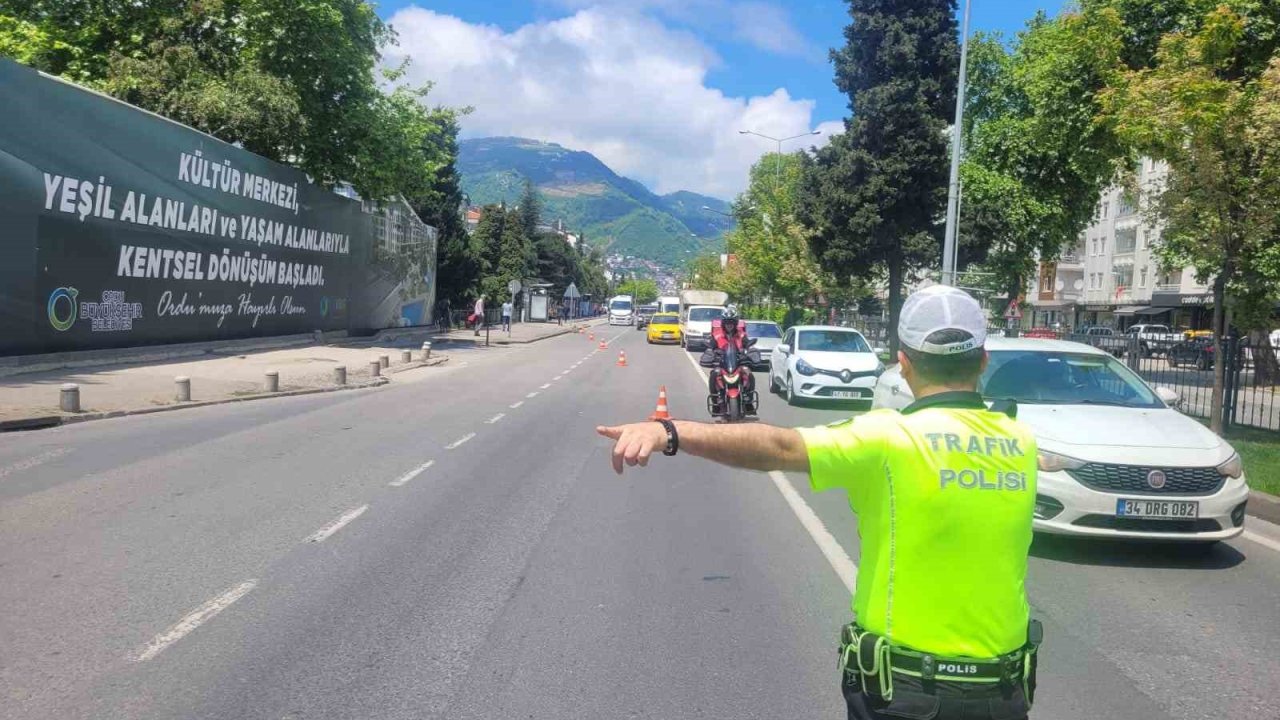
[[457, 137, 733, 267]]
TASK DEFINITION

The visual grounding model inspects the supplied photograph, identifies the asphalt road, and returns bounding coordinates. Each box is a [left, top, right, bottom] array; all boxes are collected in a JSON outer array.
[[3, 325, 1280, 719]]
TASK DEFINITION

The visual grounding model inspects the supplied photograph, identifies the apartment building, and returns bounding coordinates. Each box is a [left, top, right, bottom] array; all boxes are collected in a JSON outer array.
[[1029, 159, 1212, 332]]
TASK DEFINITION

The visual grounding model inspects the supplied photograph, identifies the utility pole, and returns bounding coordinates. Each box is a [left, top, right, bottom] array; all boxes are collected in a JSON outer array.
[[941, 0, 973, 286]]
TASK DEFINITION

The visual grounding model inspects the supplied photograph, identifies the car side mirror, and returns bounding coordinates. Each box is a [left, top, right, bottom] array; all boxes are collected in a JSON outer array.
[[1155, 386, 1180, 407], [777, 344, 790, 354]]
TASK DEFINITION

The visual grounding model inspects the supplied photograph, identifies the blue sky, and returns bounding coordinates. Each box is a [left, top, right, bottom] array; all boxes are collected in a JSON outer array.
[[379, 1, 1066, 197]]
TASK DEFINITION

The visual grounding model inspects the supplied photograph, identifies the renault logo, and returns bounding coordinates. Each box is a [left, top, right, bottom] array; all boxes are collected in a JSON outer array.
[[1147, 470, 1167, 489], [840, 369, 854, 383]]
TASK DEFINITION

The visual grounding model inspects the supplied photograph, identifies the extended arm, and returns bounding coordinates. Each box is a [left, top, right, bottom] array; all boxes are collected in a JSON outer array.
[[596, 420, 809, 475]]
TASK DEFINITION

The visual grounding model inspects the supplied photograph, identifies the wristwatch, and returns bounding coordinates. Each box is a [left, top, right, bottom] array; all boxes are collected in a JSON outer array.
[[654, 418, 679, 456]]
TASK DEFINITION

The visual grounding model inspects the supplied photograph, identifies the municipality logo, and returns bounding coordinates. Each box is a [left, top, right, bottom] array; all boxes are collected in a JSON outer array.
[[47, 287, 79, 332]]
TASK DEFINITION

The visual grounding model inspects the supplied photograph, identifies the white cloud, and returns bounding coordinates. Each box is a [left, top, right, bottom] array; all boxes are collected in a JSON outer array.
[[386, 5, 839, 198]]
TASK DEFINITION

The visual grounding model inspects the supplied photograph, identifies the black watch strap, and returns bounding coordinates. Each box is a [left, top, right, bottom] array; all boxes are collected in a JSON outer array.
[[655, 418, 678, 456]]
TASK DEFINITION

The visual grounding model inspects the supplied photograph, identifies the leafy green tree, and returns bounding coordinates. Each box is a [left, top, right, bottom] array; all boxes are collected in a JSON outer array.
[[614, 279, 659, 304], [1101, 7, 1280, 430], [801, 0, 959, 354]]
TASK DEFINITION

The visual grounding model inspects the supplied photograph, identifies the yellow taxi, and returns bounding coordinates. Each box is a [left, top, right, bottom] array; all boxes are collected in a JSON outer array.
[[646, 313, 682, 344]]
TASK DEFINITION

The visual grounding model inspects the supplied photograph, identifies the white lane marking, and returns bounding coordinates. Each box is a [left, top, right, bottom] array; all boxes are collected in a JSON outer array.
[[135, 580, 257, 662], [1243, 530, 1280, 554], [554, 374, 563, 380], [445, 432, 476, 450], [770, 471, 859, 593], [509, 401, 524, 409], [0, 447, 70, 479], [526, 391, 540, 398], [485, 413, 506, 424], [682, 346, 858, 592], [305, 505, 369, 543], [540, 383, 552, 389], [390, 460, 434, 487]]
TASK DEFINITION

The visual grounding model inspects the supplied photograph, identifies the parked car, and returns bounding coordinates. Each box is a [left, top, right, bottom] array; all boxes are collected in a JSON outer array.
[[645, 313, 682, 344], [742, 320, 783, 369], [1077, 326, 1128, 357], [769, 326, 884, 406], [1125, 324, 1180, 357], [872, 337, 1248, 543], [1167, 335, 1244, 371]]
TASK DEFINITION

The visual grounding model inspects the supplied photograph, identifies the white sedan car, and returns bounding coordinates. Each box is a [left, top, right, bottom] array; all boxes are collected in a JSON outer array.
[[769, 326, 884, 405], [872, 337, 1249, 543]]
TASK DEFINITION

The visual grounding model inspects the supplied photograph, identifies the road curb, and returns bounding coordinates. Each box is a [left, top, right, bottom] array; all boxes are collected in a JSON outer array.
[[1248, 489, 1280, 525], [3, 355, 450, 432]]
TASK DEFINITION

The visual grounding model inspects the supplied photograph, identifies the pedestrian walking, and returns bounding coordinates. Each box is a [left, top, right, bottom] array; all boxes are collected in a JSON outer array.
[[502, 299, 513, 332], [472, 294, 485, 336], [597, 285, 1041, 720]]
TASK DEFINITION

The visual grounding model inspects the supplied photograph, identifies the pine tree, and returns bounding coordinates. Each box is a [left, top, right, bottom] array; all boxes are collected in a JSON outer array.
[[802, 0, 959, 353]]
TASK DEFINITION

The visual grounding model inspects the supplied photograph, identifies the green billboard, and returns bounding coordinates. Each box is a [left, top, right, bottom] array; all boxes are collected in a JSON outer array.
[[0, 59, 369, 356]]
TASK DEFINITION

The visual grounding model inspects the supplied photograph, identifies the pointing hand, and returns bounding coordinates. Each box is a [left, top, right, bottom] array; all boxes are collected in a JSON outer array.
[[596, 422, 667, 474]]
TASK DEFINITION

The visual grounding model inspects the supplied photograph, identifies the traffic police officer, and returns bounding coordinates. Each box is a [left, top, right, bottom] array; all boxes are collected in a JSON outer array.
[[598, 285, 1041, 719]]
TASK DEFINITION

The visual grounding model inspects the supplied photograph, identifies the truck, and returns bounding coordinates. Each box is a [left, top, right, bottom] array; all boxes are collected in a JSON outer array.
[[657, 295, 681, 316], [608, 295, 635, 326], [678, 289, 729, 351]]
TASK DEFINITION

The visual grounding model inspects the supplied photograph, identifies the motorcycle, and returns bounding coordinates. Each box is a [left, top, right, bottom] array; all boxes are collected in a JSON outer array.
[[701, 338, 760, 422]]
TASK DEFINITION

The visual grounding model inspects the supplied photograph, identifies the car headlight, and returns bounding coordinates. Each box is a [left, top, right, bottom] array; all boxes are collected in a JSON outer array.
[[796, 358, 818, 376], [1216, 452, 1243, 478], [1037, 450, 1086, 472], [874, 361, 886, 376]]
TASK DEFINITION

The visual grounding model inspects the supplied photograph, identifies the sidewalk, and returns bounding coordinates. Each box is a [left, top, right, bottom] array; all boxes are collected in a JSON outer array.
[[420, 317, 604, 346], [0, 341, 443, 428]]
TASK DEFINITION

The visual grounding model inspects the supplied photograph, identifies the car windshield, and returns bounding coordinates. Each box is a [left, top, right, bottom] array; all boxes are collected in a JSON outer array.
[[610, 300, 632, 311], [798, 330, 870, 352], [981, 350, 1162, 408], [744, 322, 782, 338], [689, 307, 724, 322], [651, 314, 678, 326], [662, 303, 680, 314]]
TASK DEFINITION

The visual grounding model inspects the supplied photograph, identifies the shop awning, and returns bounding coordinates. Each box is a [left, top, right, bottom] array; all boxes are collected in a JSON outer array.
[[1135, 306, 1172, 316], [1029, 299, 1075, 308], [1115, 305, 1149, 315]]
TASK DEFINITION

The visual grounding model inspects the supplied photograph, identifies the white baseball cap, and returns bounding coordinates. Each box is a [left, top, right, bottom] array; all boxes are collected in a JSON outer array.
[[897, 285, 987, 355]]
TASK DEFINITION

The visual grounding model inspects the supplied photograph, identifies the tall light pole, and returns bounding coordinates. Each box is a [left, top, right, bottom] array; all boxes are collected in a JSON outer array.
[[738, 129, 822, 193], [941, 0, 973, 287]]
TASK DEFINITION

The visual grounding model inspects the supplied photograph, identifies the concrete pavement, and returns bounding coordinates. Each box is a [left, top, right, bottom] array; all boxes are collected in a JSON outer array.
[[2, 324, 1279, 718]]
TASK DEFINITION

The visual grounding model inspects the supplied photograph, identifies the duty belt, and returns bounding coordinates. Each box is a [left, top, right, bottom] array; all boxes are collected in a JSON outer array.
[[838, 621, 1042, 705]]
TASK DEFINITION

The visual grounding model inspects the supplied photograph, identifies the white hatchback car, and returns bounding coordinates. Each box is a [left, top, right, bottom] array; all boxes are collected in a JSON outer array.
[[769, 326, 884, 405], [872, 337, 1249, 543]]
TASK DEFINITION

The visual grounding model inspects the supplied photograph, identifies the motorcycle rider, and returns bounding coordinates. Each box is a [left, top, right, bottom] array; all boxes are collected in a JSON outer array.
[[706, 305, 756, 401]]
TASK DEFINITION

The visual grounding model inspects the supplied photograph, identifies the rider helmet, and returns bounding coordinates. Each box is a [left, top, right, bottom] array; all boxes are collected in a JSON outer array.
[[721, 305, 740, 333]]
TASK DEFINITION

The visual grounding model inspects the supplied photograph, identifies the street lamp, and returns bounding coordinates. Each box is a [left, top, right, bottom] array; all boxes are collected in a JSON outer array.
[[738, 129, 822, 192], [941, 0, 973, 286], [701, 205, 732, 218]]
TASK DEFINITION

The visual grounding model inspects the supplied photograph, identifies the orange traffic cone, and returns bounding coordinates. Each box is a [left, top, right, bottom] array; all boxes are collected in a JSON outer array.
[[649, 386, 671, 420], [616, 351, 627, 367], [588, 332, 595, 340], [598, 340, 607, 350]]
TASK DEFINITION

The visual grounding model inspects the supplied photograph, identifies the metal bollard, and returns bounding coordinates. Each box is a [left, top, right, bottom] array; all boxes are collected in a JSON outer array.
[[175, 376, 191, 402], [333, 366, 347, 385], [370, 360, 381, 378], [60, 383, 80, 413], [379, 355, 389, 369], [422, 341, 432, 360], [401, 349, 412, 364], [265, 371, 279, 393]]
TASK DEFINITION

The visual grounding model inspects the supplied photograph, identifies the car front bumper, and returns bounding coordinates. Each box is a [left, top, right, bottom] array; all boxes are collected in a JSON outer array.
[[1033, 470, 1248, 542], [792, 373, 878, 400]]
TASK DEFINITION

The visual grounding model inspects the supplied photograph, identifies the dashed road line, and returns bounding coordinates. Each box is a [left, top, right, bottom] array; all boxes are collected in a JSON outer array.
[[485, 413, 506, 424], [527, 391, 540, 398], [509, 401, 524, 409], [305, 505, 369, 543], [554, 374, 563, 380], [0, 447, 70, 479], [445, 432, 476, 450], [390, 460, 434, 487], [540, 383, 552, 389], [135, 580, 258, 662]]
